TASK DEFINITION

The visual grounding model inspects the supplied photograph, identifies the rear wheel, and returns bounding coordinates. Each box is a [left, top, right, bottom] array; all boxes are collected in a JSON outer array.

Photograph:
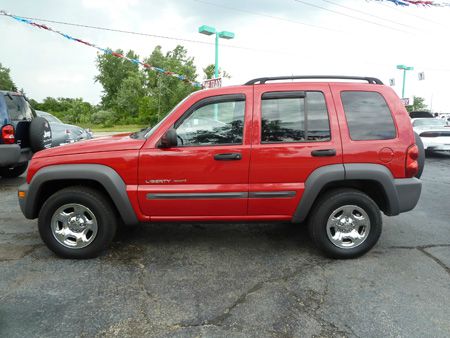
[[308, 189, 382, 259], [38, 186, 117, 259], [0, 163, 28, 178]]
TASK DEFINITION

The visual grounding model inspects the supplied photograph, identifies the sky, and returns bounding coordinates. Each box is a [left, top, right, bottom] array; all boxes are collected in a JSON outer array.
[[1, 0, 450, 112]]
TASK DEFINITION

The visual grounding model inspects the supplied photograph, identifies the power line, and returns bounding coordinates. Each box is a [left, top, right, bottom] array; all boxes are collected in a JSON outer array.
[[192, 0, 349, 34], [320, 0, 419, 32], [1, 13, 273, 53], [293, 0, 414, 35]]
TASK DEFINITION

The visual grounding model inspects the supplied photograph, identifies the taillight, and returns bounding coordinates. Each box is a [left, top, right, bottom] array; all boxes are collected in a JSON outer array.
[[1, 124, 15, 144], [405, 144, 419, 178]]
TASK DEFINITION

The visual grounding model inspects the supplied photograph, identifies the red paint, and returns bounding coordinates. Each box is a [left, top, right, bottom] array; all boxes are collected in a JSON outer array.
[[26, 81, 417, 222]]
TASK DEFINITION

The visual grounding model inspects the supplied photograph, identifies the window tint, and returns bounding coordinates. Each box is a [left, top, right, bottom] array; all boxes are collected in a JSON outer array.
[[341, 91, 396, 140], [261, 91, 330, 143], [176, 99, 245, 146], [4, 94, 34, 121]]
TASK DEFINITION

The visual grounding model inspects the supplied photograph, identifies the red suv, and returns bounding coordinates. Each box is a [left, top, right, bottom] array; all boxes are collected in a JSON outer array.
[[18, 76, 423, 259]]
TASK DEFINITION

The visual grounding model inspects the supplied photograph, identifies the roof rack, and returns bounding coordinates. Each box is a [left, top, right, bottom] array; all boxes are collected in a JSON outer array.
[[244, 76, 383, 85]]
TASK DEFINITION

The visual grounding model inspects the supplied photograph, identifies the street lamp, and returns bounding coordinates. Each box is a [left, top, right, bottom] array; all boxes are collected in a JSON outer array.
[[396, 64, 414, 98], [198, 25, 234, 79]]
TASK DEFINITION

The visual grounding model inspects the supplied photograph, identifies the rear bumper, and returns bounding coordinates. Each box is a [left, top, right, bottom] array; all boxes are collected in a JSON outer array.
[[394, 178, 422, 213], [0, 145, 32, 167]]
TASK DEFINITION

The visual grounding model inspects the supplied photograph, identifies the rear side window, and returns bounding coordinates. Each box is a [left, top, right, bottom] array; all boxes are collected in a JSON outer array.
[[4, 94, 34, 121], [261, 91, 330, 143], [341, 91, 396, 140]]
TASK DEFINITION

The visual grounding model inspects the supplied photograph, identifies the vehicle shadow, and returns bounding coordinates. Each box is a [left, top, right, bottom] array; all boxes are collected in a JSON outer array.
[[111, 221, 316, 258]]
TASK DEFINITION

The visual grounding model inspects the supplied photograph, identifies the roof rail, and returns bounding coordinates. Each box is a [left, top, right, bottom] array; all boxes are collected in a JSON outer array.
[[244, 76, 383, 85]]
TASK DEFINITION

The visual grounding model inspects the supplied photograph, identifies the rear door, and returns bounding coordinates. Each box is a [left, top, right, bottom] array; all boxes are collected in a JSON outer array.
[[138, 88, 253, 219], [3, 93, 35, 147], [248, 83, 343, 218]]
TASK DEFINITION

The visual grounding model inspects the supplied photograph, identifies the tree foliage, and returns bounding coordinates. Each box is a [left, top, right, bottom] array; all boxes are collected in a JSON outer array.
[[406, 96, 428, 112], [0, 63, 17, 91], [95, 45, 200, 125], [203, 64, 231, 80]]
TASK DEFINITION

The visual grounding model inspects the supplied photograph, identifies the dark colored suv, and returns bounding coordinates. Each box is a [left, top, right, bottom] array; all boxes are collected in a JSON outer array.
[[18, 76, 424, 259], [0, 91, 51, 178]]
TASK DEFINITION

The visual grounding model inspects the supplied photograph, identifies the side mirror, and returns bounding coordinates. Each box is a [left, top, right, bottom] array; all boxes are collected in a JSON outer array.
[[159, 128, 178, 148]]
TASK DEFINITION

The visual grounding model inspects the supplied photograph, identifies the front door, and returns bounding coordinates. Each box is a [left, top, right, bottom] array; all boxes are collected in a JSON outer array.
[[138, 89, 253, 220], [248, 83, 343, 218]]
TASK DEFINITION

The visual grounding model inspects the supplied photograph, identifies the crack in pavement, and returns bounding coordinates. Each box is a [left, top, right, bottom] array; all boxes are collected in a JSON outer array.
[[386, 244, 450, 275]]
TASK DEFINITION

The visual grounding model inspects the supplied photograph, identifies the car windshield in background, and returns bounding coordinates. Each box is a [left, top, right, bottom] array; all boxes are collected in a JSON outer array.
[[39, 113, 62, 124], [4, 94, 34, 121], [414, 119, 447, 127]]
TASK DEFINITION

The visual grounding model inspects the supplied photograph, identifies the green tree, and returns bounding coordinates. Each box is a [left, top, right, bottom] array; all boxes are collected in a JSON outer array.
[[114, 72, 146, 121], [406, 96, 428, 112], [95, 49, 140, 110], [143, 45, 199, 122], [0, 63, 17, 91], [203, 64, 231, 80]]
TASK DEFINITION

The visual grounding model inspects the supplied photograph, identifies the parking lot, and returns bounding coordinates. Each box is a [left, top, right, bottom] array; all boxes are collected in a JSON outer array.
[[0, 156, 449, 338]]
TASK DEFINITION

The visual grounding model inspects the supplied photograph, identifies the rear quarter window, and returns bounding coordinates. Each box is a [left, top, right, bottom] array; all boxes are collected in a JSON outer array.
[[4, 94, 35, 121], [341, 91, 396, 140]]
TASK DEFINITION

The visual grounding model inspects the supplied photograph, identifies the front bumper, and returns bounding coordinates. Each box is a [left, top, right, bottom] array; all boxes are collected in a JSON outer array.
[[18, 182, 30, 218], [394, 177, 422, 213], [0, 145, 32, 167]]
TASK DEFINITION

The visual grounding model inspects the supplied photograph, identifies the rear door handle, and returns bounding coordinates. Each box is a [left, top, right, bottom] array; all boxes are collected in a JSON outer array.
[[311, 149, 336, 157], [214, 153, 242, 161]]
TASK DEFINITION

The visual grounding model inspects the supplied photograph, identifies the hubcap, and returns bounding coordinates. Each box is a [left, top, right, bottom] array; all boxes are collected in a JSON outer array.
[[50, 203, 98, 249], [326, 205, 371, 249]]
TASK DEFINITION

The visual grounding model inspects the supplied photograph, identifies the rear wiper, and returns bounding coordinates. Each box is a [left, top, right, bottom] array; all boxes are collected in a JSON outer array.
[[5, 93, 13, 100]]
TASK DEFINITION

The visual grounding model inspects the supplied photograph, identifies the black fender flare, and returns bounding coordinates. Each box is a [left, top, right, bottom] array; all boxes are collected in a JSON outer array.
[[19, 164, 138, 225], [292, 163, 401, 223]]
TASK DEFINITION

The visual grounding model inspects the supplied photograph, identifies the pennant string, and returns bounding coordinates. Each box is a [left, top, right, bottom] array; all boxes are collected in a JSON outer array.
[[0, 10, 203, 87]]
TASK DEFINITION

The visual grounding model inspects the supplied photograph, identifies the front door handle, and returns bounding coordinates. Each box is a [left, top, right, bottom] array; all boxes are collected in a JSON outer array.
[[214, 153, 242, 161], [311, 149, 336, 157]]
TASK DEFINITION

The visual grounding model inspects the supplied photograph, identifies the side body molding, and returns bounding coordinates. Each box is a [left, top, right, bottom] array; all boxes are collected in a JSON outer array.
[[20, 164, 138, 225]]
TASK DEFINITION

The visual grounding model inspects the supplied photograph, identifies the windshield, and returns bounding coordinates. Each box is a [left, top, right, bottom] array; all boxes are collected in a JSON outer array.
[[39, 112, 62, 123], [131, 94, 194, 139], [413, 119, 447, 127]]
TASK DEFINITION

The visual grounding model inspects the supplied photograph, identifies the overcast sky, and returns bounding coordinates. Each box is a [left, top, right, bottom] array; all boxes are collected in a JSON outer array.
[[1, 0, 450, 112]]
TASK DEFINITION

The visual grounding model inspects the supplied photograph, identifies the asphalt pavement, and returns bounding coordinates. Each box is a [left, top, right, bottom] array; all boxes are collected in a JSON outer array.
[[0, 155, 449, 337]]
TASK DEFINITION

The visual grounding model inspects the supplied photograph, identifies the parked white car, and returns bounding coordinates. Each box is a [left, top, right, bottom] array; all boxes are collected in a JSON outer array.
[[412, 118, 450, 154]]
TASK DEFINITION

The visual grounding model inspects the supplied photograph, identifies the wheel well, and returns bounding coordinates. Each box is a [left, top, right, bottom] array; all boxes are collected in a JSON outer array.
[[315, 180, 389, 214], [34, 179, 120, 219]]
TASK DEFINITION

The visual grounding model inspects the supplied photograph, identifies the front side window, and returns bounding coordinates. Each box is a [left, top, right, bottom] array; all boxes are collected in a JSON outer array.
[[175, 97, 245, 146], [341, 91, 396, 140], [261, 91, 330, 143]]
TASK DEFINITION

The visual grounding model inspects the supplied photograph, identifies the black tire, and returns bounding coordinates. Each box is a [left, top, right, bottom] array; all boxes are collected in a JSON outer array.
[[414, 132, 425, 179], [308, 189, 382, 259], [29, 117, 52, 152], [0, 162, 28, 178], [38, 186, 117, 259]]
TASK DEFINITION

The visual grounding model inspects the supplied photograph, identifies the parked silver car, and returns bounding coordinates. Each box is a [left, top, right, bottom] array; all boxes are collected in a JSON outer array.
[[36, 111, 92, 147], [412, 118, 450, 154]]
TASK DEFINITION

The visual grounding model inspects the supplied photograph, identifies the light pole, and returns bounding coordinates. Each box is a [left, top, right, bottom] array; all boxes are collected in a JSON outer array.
[[396, 64, 414, 98], [198, 25, 234, 79]]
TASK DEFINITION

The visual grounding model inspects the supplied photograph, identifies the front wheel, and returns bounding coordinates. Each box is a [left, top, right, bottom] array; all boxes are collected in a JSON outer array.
[[308, 189, 382, 259], [38, 186, 117, 259]]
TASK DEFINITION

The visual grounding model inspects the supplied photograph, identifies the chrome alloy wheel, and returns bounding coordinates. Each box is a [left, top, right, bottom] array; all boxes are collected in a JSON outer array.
[[326, 205, 371, 249], [50, 203, 98, 249]]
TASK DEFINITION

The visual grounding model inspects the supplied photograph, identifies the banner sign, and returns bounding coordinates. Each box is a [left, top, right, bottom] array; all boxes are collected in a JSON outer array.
[[0, 10, 202, 87], [202, 78, 222, 89], [367, 0, 450, 7]]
